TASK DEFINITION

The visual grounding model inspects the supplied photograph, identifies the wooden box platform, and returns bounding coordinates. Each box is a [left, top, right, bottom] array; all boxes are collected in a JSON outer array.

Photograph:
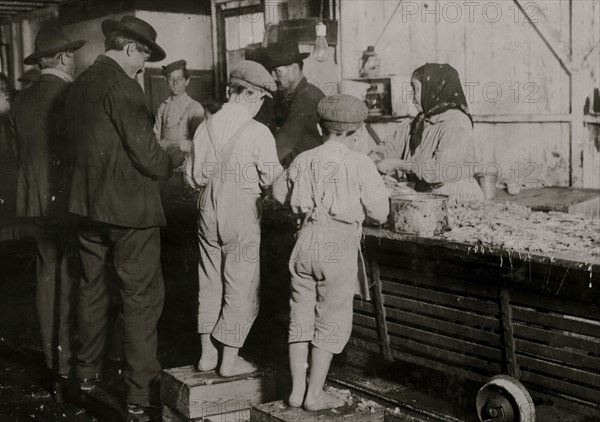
[[251, 399, 384, 422], [162, 404, 250, 421], [161, 366, 276, 420]]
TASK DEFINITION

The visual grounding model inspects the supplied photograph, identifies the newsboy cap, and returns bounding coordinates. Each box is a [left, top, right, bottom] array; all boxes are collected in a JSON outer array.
[[162, 59, 187, 76], [317, 94, 369, 131], [229, 60, 276, 98]]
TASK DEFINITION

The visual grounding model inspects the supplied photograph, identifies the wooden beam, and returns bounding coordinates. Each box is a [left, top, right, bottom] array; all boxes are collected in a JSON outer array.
[[474, 114, 572, 123], [367, 255, 393, 361], [512, 0, 572, 76]]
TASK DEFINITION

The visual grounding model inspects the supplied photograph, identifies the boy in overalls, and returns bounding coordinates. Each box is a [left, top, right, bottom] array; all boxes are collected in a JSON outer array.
[[272, 94, 389, 410], [186, 60, 282, 376]]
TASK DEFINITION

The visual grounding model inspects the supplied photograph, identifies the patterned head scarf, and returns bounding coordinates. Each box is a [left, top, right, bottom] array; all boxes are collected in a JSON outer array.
[[409, 63, 472, 154]]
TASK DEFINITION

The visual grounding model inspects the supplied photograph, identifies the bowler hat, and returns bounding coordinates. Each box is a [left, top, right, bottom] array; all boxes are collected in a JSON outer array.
[[23, 27, 86, 65], [102, 15, 166, 62], [264, 42, 309, 70], [229, 60, 276, 98]]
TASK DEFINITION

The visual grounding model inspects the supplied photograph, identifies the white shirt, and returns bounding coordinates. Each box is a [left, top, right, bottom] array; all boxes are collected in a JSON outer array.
[[185, 102, 283, 197], [41, 68, 73, 83]]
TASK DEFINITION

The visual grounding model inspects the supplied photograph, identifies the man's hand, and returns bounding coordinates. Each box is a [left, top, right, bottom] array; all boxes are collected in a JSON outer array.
[[166, 144, 185, 168]]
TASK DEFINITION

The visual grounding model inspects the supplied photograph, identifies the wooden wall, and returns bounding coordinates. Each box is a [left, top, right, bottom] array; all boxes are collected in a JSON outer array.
[[341, 0, 600, 188]]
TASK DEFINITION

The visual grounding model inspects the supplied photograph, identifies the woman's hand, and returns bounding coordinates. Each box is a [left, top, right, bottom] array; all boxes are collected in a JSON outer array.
[[377, 158, 405, 174]]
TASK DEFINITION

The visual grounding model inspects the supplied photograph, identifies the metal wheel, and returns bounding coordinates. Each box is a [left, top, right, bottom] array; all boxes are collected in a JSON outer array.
[[476, 375, 535, 422]]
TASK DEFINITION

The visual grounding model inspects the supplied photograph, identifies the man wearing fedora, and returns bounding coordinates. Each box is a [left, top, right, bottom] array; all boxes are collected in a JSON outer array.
[[10, 26, 86, 403], [265, 42, 325, 167], [65, 15, 184, 417]]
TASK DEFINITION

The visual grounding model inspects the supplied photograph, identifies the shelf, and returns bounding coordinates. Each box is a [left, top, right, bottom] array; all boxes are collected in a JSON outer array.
[[348, 75, 394, 82], [365, 115, 408, 123]]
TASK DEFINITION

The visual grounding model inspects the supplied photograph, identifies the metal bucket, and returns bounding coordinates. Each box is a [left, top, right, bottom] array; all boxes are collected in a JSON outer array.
[[389, 193, 450, 237]]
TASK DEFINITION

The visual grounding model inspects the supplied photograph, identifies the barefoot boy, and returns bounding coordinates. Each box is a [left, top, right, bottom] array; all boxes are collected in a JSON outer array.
[[186, 60, 282, 377], [272, 94, 389, 410]]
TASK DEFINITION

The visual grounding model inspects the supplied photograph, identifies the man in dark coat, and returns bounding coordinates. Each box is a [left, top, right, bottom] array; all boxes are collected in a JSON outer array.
[[265, 42, 325, 167], [65, 15, 184, 418], [10, 26, 86, 403]]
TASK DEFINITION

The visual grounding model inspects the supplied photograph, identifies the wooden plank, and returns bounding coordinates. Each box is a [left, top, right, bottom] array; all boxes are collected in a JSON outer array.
[[161, 366, 276, 419], [353, 313, 378, 329], [348, 336, 382, 355], [370, 257, 393, 361], [491, 187, 600, 214], [512, 306, 600, 338], [515, 338, 600, 372], [512, 0, 572, 75], [474, 114, 572, 123], [511, 289, 600, 321], [499, 286, 520, 378], [352, 325, 380, 342], [517, 354, 600, 389], [381, 280, 500, 315], [391, 349, 488, 385], [354, 299, 376, 315], [379, 265, 499, 300], [250, 399, 385, 422], [514, 323, 600, 355], [388, 336, 502, 374], [520, 371, 600, 405], [387, 322, 503, 362], [163, 405, 200, 421], [386, 312, 502, 345], [383, 295, 501, 330]]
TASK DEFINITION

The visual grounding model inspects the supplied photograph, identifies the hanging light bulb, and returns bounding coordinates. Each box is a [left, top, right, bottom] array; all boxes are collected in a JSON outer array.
[[313, 22, 329, 62]]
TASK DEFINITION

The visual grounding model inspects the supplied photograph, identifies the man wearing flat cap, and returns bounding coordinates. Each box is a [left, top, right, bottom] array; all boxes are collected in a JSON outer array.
[[185, 60, 283, 377], [272, 94, 389, 411], [265, 42, 325, 167], [10, 25, 86, 403], [65, 15, 184, 417]]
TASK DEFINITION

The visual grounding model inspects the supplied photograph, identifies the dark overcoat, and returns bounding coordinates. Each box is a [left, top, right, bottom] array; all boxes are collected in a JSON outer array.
[[66, 55, 173, 228], [11, 73, 71, 220]]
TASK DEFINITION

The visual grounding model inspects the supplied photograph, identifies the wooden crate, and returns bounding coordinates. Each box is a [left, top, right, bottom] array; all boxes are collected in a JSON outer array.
[[161, 366, 276, 420], [251, 400, 384, 422], [162, 405, 250, 422]]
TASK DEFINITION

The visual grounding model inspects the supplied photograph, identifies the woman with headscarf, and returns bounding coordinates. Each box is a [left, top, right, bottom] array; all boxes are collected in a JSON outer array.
[[370, 63, 484, 200]]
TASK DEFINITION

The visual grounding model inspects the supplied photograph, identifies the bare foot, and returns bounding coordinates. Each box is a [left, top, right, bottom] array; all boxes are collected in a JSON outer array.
[[303, 391, 345, 412], [197, 348, 218, 372], [287, 388, 305, 408], [219, 356, 258, 377], [197, 354, 218, 372]]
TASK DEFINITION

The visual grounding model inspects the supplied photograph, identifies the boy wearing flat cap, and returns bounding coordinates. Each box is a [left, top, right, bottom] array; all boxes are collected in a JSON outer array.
[[272, 94, 389, 411], [154, 59, 204, 152], [186, 60, 283, 377]]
